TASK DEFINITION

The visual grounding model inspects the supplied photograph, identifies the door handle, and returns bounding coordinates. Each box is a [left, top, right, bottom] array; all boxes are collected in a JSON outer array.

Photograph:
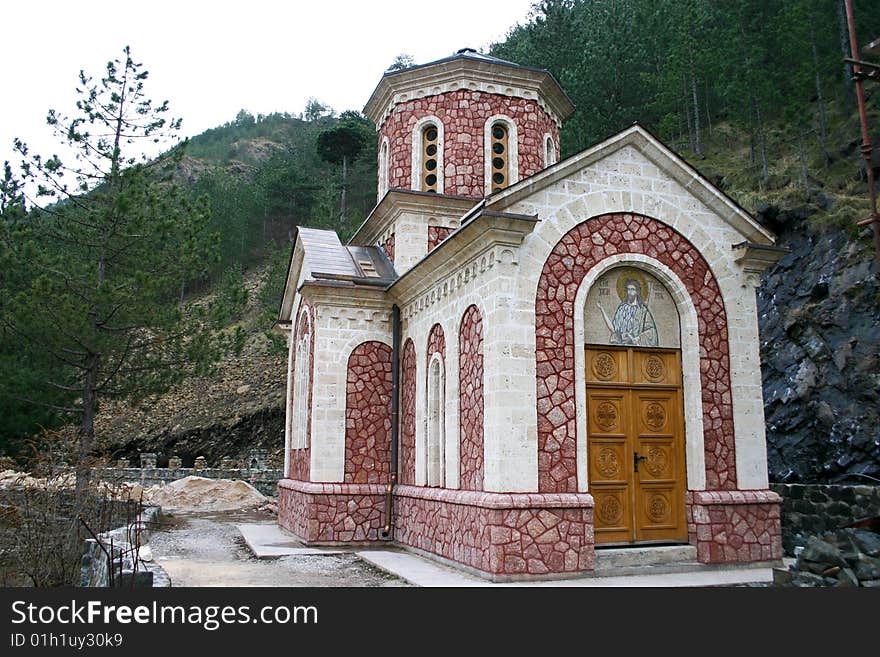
[[633, 451, 647, 472]]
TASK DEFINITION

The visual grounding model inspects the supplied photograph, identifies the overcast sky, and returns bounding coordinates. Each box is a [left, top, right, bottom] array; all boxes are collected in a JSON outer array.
[[2, 0, 537, 165]]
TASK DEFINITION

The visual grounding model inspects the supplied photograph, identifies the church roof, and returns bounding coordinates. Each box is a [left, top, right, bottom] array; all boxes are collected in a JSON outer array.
[[388, 47, 552, 78], [277, 227, 396, 323], [363, 48, 575, 128], [297, 227, 396, 284]]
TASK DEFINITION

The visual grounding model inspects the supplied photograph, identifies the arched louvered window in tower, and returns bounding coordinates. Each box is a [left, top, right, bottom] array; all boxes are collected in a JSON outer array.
[[422, 124, 440, 193], [490, 122, 510, 192]]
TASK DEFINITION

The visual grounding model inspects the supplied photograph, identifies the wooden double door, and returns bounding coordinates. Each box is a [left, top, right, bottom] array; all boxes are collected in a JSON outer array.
[[586, 346, 687, 545]]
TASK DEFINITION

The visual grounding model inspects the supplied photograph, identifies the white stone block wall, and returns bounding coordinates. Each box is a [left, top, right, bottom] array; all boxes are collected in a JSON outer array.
[[400, 245, 538, 493], [392, 209, 461, 275], [307, 293, 393, 483]]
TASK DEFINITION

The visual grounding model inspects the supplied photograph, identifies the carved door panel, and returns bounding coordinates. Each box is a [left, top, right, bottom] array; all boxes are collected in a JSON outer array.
[[633, 390, 686, 542], [586, 346, 686, 545], [587, 388, 633, 544]]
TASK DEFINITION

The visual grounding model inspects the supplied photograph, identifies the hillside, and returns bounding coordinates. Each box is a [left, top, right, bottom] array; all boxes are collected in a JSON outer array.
[[2, 0, 878, 485], [91, 265, 288, 467]]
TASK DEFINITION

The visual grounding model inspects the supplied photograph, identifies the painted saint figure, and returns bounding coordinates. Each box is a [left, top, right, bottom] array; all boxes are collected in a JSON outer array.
[[599, 279, 658, 346]]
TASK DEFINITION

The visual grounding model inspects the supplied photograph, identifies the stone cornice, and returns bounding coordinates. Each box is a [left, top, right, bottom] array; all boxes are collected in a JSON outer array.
[[349, 189, 478, 247], [389, 210, 539, 314], [732, 241, 789, 287], [299, 280, 391, 309], [691, 489, 782, 505], [363, 58, 575, 131], [394, 485, 595, 509]]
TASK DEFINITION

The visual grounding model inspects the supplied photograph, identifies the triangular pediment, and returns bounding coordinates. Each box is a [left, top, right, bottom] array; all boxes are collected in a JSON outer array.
[[486, 124, 775, 245]]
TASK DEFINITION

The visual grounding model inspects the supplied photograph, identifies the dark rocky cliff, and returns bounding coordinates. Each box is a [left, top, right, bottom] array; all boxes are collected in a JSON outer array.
[[757, 208, 879, 484]]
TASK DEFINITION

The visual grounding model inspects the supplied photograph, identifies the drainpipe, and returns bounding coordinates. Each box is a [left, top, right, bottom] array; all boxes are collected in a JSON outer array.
[[381, 304, 401, 539]]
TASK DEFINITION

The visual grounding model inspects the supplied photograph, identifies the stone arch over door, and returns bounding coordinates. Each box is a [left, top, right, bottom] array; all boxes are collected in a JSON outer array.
[[535, 212, 736, 494]]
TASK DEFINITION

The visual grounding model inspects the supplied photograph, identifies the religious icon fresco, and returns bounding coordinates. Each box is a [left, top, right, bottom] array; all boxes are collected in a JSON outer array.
[[585, 267, 681, 348]]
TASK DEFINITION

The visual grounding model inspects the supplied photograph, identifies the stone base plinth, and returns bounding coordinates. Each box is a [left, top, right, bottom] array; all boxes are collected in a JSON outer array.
[[277, 479, 387, 544], [393, 486, 595, 578], [687, 489, 783, 564]]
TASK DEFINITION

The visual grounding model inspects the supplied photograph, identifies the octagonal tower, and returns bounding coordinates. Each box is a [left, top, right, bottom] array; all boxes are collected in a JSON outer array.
[[364, 48, 575, 200]]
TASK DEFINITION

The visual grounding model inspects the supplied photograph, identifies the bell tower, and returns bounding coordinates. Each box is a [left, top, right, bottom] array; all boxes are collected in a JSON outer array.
[[364, 48, 575, 200]]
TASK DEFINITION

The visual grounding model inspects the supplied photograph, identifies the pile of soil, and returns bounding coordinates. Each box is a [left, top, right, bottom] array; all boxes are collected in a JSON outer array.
[[145, 476, 267, 512]]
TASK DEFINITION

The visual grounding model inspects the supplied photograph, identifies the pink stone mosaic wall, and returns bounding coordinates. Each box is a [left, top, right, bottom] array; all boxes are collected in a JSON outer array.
[[288, 303, 313, 482], [535, 213, 736, 493], [344, 342, 393, 485], [379, 90, 559, 198], [458, 305, 484, 491], [278, 480, 386, 543], [687, 490, 783, 563], [427, 323, 446, 362], [381, 233, 394, 263], [400, 338, 417, 485], [394, 487, 595, 577], [427, 225, 454, 253]]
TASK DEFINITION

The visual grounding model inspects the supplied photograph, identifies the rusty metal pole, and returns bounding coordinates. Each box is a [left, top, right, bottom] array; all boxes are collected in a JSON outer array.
[[844, 0, 880, 265]]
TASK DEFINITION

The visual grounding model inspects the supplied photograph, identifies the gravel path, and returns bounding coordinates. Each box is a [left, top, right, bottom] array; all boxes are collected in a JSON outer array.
[[149, 509, 409, 587]]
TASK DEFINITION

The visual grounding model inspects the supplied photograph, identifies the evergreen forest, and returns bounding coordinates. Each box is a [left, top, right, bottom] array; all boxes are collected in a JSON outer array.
[[0, 0, 878, 483]]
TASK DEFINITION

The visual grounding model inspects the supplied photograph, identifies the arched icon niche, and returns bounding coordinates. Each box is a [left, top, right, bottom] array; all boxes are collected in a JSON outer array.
[[585, 266, 681, 349]]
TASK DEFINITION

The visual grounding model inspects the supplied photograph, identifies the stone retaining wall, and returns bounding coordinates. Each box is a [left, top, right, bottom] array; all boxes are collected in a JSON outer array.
[[95, 467, 282, 497], [771, 483, 880, 554], [80, 506, 170, 588]]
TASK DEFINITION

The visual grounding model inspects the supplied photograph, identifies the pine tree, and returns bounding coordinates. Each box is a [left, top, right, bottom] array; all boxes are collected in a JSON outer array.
[[4, 47, 223, 487]]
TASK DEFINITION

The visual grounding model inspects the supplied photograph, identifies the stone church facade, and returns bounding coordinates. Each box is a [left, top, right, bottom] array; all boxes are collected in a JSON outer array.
[[277, 49, 786, 579]]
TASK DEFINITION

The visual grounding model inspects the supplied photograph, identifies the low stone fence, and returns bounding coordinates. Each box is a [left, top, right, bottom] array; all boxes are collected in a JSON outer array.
[[95, 466, 282, 497], [770, 483, 880, 554]]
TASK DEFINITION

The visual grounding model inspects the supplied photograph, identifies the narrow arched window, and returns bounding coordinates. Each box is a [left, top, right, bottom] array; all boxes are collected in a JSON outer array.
[[422, 124, 440, 193], [292, 329, 311, 448], [426, 355, 445, 486], [490, 122, 510, 192], [544, 134, 556, 167], [378, 138, 389, 198]]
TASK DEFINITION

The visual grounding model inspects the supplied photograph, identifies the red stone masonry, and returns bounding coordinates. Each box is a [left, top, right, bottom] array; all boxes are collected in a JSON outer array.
[[687, 490, 783, 563], [428, 225, 454, 252], [427, 323, 446, 362], [344, 342, 393, 485], [458, 305, 484, 491], [288, 303, 314, 482], [379, 90, 559, 198], [394, 487, 594, 577], [381, 233, 394, 263], [535, 213, 736, 493], [278, 481, 386, 543], [400, 338, 417, 485]]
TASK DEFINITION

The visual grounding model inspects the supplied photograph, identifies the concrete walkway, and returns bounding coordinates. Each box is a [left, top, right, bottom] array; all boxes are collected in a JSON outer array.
[[238, 523, 345, 557], [238, 522, 780, 587], [355, 549, 778, 587]]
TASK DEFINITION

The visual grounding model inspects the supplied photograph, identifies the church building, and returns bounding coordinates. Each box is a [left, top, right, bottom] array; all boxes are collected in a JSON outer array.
[[277, 49, 786, 579]]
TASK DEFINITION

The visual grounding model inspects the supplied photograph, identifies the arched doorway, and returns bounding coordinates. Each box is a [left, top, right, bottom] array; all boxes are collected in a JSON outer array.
[[584, 266, 687, 545]]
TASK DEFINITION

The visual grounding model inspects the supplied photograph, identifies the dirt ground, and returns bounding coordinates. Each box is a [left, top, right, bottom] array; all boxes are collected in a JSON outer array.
[[148, 509, 409, 587]]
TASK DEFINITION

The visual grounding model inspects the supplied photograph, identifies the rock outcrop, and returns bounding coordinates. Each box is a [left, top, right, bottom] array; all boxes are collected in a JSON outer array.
[[757, 207, 879, 483]]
